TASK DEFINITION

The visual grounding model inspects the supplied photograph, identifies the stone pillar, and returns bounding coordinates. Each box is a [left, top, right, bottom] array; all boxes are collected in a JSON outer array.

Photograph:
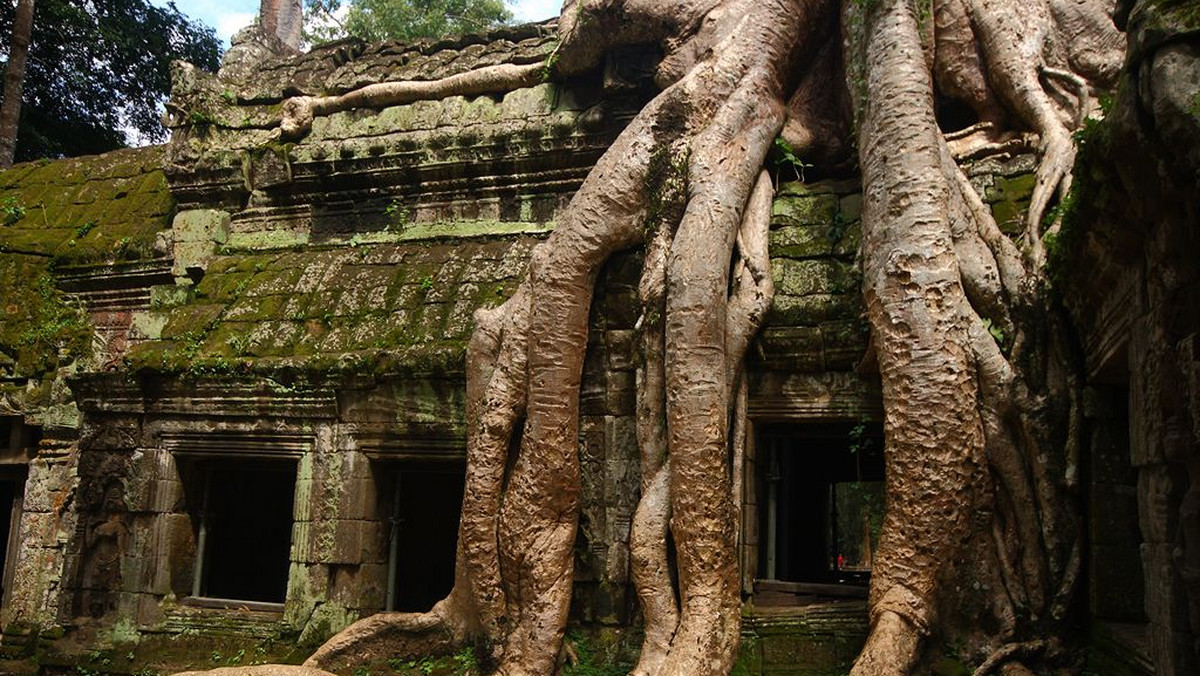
[[5, 437, 78, 630], [287, 424, 379, 645]]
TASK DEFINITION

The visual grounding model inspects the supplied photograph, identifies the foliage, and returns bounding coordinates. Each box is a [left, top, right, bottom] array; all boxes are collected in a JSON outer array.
[[768, 135, 813, 184], [0, 195, 25, 225], [560, 632, 630, 676], [0, 0, 220, 161], [384, 646, 480, 674], [304, 0, 513, 44]]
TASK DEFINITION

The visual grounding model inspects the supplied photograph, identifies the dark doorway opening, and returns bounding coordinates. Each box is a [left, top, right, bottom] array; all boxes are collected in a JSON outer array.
[[384, 462, 465, 612], [757, 423, 884, 589], [0, 470, 25, 605], [190, 460, 296, 604]]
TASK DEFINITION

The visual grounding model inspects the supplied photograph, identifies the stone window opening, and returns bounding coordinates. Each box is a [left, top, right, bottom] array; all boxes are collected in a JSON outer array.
[[0, 468, 25, 611], [377, 460, 465, 613], [0, 417, 34, 613], [182, 458, 297, 609], [753, 423, 884, 606]]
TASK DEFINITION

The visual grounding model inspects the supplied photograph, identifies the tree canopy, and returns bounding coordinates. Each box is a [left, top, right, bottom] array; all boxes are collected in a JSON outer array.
[[304, 0, 513, 44], [0, 0, 220, 162]]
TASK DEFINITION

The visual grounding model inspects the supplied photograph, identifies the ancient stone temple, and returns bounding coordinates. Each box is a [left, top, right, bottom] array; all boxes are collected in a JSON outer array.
[[0, 3, 1194, 675]]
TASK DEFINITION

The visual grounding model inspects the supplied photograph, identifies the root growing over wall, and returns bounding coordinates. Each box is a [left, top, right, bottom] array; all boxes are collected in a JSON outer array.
[[252, 0, 1124, 674]]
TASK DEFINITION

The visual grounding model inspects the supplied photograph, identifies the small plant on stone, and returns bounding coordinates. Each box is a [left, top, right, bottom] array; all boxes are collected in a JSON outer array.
[[768, 135, 813, 185], [385, 199, 412, 232], [0, 195, 25, 225]]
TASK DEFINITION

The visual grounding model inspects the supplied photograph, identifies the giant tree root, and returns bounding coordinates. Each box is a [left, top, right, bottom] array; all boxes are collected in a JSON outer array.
[[170, 0, 1121, 674], [848, 0, 1113, 672], [175, 668, 337, 676]]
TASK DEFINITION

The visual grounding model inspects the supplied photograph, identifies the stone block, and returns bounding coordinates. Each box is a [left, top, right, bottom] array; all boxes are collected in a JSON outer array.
[[754, 326, 824, 372], [331, 563, 387, 611], [606, 329, 635, 372], [149, 283, 192, 310], [603, 288, 640, 329], [291, 521, 313, 562], [605, 370, 635, 416], [1138, 464, 1186, 543], [149, 478, 183, 513], [19, 512, 63, 548], [772, 193, 839, 226], [580, 371, 607, 416], [770, 224, 836, 259], [337, 474, 380, 522], [743, 503, 759, 546], [294, 479, 315, 523], [285, 562, 329, 627], [171, 209, 230, 244], [821, 319, 869, 370], [733, 633, 763, 675], [120, 552, 147, 595], [761, 632, 838, 670], [767, 293, 860, 329], [79, 416, 141, 451], [20, 474, 64, 513], [327, 519, 384, 565], [773, 259, 853, 298], [136, 593, 166, 628], [603, 416, 637, 494], [839, 193, 863, 222], [171, 241, 218, 277], [604, 540, 629, 585], [143, 551, 172, 597], [1141, 543, 1191, 630]]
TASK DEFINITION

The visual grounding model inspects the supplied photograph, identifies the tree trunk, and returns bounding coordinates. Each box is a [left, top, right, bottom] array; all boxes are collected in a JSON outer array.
[[0, 0, 35, 168], [259, 0, 302, 50], [851, 1, 988, 670]]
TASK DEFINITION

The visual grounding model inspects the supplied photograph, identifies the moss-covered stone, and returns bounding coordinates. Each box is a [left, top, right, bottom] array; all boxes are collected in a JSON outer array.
[[772, 193, 841, 227], [985, 172, 1035, 235], [0, 257, 91, 378], [126, 235, 539, 377], [773, 259, 858, 298], [0, 146, 173, 266]]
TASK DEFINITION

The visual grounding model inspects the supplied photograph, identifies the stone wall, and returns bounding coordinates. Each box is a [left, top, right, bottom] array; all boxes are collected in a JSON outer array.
[[1058, 2, 1200, 673], [0, 9, 1186, 675]]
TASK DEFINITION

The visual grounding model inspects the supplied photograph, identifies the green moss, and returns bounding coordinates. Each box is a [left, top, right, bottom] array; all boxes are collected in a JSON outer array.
[[1047, 105, 1114, 290], [985, 172, 1035, 234], [0, 259, 91, 377], [0, 147, 173, 265], [772, 193, 841, 227], [1144, 0, 1200, 31]]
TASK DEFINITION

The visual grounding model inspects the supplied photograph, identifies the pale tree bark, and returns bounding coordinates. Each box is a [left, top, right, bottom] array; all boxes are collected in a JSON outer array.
[[188, 0, 1124, 674], [259, 0, 302, 50], [0, 0, 34, 168], [849, 0, 1113, 672]]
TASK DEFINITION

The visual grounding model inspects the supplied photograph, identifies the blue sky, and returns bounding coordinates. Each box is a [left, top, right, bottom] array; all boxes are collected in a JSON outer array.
[[156, 0, 564, 47]]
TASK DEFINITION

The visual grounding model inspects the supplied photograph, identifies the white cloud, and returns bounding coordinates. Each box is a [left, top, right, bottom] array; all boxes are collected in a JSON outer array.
[[217, 11, 258, 45], [512, 0, 562, 22]]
